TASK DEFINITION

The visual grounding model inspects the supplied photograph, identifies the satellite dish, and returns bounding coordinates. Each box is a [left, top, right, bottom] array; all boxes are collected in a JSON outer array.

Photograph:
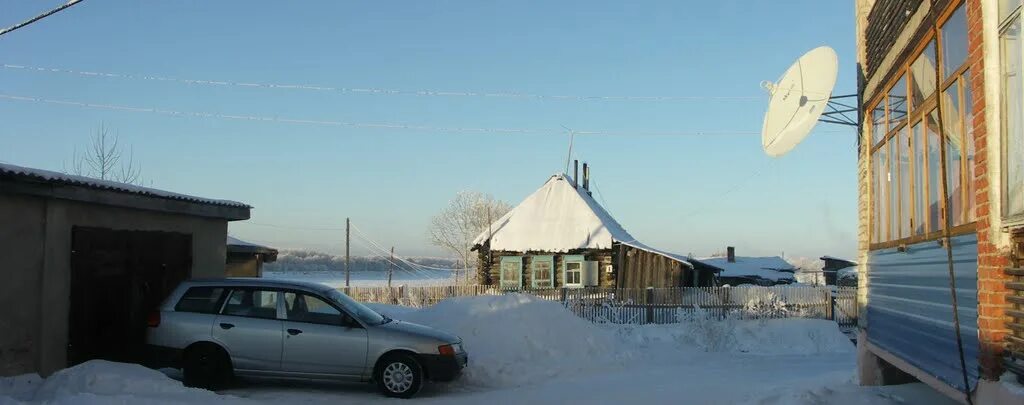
[[760, 46, 839, 157]]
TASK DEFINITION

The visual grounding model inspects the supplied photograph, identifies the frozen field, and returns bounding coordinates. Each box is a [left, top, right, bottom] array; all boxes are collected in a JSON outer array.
[[262, 269, 461, 287], [0, 295, 954, 405]]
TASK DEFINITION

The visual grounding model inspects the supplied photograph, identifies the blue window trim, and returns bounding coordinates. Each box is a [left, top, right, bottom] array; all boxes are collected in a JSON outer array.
[[561, 255, 584, 288], [499, 256, 523, 289], [531, 255, 554, 288]]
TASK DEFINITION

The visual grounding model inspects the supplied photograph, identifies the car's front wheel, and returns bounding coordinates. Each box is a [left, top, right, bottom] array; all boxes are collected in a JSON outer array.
[[375, 353, 424, 398]]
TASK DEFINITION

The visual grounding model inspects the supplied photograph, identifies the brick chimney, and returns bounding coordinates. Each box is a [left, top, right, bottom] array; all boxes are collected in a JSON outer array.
[[727, 246, 735, 263]]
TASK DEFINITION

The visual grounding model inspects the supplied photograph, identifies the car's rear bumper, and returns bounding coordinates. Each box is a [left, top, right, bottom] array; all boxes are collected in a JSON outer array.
[[419, 352, 467, 382], [143, 344, 183, 369]]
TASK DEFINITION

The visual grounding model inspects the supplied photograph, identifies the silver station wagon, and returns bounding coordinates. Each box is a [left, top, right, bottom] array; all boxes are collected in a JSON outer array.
[[146, 278, 467, 398]]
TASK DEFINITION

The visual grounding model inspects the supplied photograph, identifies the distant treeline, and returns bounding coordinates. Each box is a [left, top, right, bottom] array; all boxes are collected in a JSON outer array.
[[265, 249, 460, 273]]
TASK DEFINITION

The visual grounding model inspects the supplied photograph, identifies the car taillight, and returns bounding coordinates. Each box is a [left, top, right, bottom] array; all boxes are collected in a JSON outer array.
[[438, 344, 455, 356], [147, 311, 161, 327]]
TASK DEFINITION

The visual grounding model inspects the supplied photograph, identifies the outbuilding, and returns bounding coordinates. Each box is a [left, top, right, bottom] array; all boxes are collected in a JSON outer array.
[[0, 163, 250, 376], [226, 235, 278, 277]]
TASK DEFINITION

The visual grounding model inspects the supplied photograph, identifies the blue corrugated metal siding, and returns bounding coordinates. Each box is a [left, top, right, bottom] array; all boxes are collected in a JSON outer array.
[[867, 233, 979, 392]]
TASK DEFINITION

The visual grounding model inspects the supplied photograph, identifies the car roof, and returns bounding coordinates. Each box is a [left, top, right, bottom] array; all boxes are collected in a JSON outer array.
[[182, 277, 336, 294]]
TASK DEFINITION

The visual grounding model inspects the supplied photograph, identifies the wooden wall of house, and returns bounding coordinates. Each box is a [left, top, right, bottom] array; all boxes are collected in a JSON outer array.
[[476, 244, 615, 288], [619, 245, 683, 288]]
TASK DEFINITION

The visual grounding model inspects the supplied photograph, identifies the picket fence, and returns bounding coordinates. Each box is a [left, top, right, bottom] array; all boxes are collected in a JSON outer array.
[[339, 285, 859, 326]]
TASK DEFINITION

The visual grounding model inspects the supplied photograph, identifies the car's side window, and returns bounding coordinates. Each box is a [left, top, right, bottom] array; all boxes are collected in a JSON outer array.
[[284, 292, 346, 326], [175, 287, 227, 314], [222, 289, 279, 320]]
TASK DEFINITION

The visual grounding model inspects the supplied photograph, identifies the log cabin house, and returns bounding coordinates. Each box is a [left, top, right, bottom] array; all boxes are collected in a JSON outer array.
[[472, 165, 719, 289]]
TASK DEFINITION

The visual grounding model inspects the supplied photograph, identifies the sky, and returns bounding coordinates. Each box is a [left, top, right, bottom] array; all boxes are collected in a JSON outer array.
[[0, 1, 859, 259]]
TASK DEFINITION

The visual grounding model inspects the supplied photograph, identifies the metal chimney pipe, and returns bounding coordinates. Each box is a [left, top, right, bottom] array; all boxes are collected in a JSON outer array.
[[574, 160, 579, 188], [727, 246, 736, 263], [582, 163, 589, 191]]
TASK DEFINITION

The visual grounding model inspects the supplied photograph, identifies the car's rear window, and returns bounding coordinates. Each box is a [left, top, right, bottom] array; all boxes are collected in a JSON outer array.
[[175, 287, 228, 314]]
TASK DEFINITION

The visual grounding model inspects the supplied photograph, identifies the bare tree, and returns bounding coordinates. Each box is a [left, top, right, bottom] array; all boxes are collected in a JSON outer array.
[[428, 191, 512, 284], [65, 124, 143, 184]]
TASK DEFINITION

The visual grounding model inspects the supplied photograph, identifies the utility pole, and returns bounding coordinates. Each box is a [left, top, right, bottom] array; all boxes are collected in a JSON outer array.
[[388, 246, 394, 288], [345, 218, 351, 288]]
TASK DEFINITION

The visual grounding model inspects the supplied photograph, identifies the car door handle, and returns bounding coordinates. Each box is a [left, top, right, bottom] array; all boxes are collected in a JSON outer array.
[[219, 323, 234, 330], [287, 328, 303, 336]]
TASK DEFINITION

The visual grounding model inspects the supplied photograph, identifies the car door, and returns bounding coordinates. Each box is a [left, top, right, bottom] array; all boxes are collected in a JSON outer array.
[[212, 288, 284, 374], [280, 291, 368, 378]]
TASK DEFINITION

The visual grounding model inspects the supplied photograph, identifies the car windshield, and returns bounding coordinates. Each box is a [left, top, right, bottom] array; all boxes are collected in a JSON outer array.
[[325, 289, 387, 325]]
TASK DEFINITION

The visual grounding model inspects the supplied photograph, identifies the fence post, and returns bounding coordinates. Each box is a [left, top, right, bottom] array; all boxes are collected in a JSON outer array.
[[829, 291, 837, 321], [645, 287, 655, 324], [560, 287, 567, 304]]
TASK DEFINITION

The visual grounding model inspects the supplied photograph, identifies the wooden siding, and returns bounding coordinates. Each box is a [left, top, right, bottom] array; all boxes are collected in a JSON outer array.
[[481, 247, 615, 288], [619, 244, 683, 288]]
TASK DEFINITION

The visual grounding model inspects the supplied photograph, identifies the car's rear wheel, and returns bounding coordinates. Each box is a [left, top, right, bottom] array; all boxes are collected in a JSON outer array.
[[375, 353, 423, 398], [182, 344, 232, 390]]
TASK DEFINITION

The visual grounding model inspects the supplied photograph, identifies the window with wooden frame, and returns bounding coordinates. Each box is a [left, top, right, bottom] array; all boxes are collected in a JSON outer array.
[[562, 255, 584, 288], [1001, 0, 1024, 223], [499, 256, 523, 290], [869, 1, 975, 249], [531, 255, 553, 288]]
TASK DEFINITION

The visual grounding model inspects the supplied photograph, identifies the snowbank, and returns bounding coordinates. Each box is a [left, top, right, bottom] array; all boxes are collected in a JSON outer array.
[[397, 294, 629, 387], [0, 360, 243, 404], [373, 294, 853, 388]]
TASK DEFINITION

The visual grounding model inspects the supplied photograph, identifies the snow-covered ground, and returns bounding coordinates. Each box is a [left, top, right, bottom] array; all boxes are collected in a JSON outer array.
[[1, 295, 954, 404]]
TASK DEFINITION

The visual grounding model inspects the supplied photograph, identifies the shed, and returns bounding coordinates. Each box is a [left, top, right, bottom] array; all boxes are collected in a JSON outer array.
[[820, 255, 856, 286], [700, 247, 796, 286], [0, 163, 250, 376], [471, 171, 717, 289], [226, 235, 278, 277]]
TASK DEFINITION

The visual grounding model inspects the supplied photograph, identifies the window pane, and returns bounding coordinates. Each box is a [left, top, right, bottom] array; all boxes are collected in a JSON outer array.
[[888, 140, 899, 239], [1001, 0, 1022, 22], [964, 71, 976, 222], [943, 82, 964, 226], [873, 102, 886, 145], [1004, 18, 1024, 218], [911, 41, 937, 107], [928, 111, 944, 231], [223, 289, 278, 319], [175, 287, 226, 314], [942, 5, 968, 81], [878, 144, 890, 241], [501, 260, 520, 287], [533, 258, 552, 287], [899, 127, 912, 237], [914, 122, 927, 235], [285, 292, 342, 325], [889, 76, 908, 130], [872, 153, 881, 242]]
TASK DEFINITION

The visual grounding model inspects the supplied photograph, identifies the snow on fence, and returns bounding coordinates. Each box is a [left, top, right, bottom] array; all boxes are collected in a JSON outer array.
[[341, 285, 859, 325]]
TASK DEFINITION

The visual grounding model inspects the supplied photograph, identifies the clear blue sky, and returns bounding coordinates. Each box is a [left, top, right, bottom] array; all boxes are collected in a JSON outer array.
[[0, 1, 858, 259]]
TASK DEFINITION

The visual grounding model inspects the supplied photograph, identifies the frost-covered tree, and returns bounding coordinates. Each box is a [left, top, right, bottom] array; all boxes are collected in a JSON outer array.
[[427, 191, 511, 283], [65, 124, 143, 185]]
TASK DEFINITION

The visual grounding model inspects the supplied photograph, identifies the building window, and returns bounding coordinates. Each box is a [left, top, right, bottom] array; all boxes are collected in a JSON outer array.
[[499, 256, 523, 289], [531, 255, 553, 288], [563, 255, 584, 287], [1002, 1, 1024, 221], [869, 2, 974, 247]]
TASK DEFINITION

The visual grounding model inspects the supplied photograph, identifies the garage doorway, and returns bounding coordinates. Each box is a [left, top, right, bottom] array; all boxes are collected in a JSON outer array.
[[68, 227, 192, 366]]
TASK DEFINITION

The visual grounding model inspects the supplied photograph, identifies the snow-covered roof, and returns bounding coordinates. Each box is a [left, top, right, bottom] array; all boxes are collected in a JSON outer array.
[[699, 256, 796, 282], [0, 162, 249, 208], [226, 235, 277, 256], [820, 255, 856, 264], [473, 174, 692, 268]]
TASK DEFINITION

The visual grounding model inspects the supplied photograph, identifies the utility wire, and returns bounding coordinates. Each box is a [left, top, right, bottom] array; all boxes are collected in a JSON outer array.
[[0, 1, 86, 37], [0, 92, 820, 137], [1, 62, 762, 102]]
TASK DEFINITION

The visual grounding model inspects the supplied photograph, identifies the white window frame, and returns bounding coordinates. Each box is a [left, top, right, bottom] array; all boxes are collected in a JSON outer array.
[[562, 255, 584, 288]]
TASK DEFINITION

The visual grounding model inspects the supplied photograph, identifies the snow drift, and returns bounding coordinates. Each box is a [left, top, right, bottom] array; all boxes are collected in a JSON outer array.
[[0, 360, 243, 405]]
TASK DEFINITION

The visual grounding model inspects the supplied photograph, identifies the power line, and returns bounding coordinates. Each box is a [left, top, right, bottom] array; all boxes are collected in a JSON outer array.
[[0, 92, 817, 137], [0, 1, 86, 37], [1, 62, 762, 102]]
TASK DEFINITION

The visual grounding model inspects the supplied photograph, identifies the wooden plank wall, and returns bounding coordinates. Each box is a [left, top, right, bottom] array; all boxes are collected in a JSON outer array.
[[619, 244, 682, 288]]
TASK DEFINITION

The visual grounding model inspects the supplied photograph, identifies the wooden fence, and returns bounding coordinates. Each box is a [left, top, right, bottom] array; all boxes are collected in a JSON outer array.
[[340, 285, 859, 326]]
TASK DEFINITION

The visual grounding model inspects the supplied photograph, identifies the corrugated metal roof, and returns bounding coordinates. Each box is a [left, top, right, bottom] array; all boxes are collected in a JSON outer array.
[[0, 162, 250, 208]]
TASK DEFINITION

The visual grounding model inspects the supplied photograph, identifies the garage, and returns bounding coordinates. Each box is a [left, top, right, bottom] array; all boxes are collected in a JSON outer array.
[[0, 163, 250, 376]]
